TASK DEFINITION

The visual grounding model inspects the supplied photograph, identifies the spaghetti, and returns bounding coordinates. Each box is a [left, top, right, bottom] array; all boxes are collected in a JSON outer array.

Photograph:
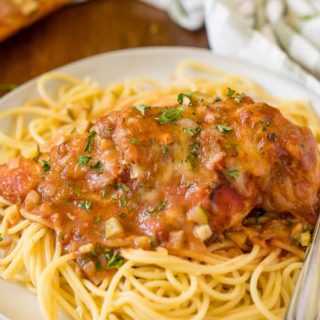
[[0, 61, 319, 320]]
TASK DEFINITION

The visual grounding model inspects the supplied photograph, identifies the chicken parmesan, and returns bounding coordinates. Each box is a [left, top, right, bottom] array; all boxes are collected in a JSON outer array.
[[0, 64, 319, 320], [0, 90, 319, 282]]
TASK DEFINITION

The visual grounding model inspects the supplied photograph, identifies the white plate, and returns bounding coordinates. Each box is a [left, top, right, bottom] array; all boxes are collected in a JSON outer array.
[[0, 46, 319, 320]]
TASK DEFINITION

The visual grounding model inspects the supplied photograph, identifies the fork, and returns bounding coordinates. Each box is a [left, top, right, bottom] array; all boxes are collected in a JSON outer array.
[[285, 216, 320, 320]]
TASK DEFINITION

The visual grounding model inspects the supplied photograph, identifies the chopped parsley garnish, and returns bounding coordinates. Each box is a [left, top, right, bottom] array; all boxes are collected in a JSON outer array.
[[120, 196, 127, 207], [128, 137, 139, 145], [42, 160, 51, 172], [156, 108, 183, 124], [101, 188, 107, 198], [183, 127, 201, 137], [262, 120, 272, 131], [162, 145, 169, 155], [120, 183, 130, 192], [0, 233, 3, 241], [225, 169, 240, 180], [224, 143, 237, 149], [91, 160, 103, 173], [189, 142, 199, 156], [118, 212, 127, 219], [111, 195, 118, 201], [95, 260, 103, 271], [84, 131, 97, 153], [115, 183, 130, 192], [226, 87, 235, 97], [144, 200, 168, 216], [78, 155, 92, 167], [234, 93, 246, 104], [177, 92, 192, 105], [217, 124, 232, 133], [105, 250, 124, 269], [93, 215, 102, 223], [134, 104, 150, 116], [185, 142, 199, 171], [80, 200, 92, 212]]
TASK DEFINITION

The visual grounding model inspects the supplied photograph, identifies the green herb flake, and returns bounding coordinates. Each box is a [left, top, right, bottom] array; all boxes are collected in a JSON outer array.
[[120, 183, 130, 192], [217, 124, 232, 133], [93, 215, 102, 224], [224, 143, 237, 149], [118, 212, 127, 219], [225, 169, 240, 180], [84, 131, 97, 153], [128, 137, 140, 145], [134, 104, 150, 116], [42, 160, 51, 172], [115, 183, 130, 192], [144, 200, 168, 216], [262, 120, 272, 132], [78, 155, 92, 167], [226, 87, 235, 97], [177, 92, 192, 105], [162, 145, 169, 155], [95, 260, 103, 271], [111, 195, 118, 201], [80, 200, 92, 212], [234, 93, 246, 104], [120, 196, 127, 207], [183, 127, 201, 137], [0, 233, 3, 241], [101, 189, 107, 198], [185, 142, 200, 171], [156, 108, 183, 124], [105, 250, 124, 269], [91, 160, 103, 173]]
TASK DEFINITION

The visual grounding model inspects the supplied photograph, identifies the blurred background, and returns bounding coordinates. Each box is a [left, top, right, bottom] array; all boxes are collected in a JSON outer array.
[[1, 0, 320, 96], [0, 0, 208, 94]]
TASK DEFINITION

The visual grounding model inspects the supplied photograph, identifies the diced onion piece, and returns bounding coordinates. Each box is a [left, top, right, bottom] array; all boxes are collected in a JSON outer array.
[[226, 231, 247, 249], [176, 118, 198, 129], [25, 190, 41, 209], [168, 230, 184, 249], [79, 243, 93, 254], [130, 164, 143, 179], [187, 205, 208, 224], [134, 236, 151, 249], [194, 224, 212, 242], [300, 231, 311, 247], [191, 91, 215, 106], [105, 217, 124, 238]]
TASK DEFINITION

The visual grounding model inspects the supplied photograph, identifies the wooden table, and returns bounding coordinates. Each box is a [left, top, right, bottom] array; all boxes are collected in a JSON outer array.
[[0, 0, 208, 91]]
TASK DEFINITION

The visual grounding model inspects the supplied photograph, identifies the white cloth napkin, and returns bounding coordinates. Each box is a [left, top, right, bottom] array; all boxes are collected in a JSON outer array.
[[141, 0, 320, 95]]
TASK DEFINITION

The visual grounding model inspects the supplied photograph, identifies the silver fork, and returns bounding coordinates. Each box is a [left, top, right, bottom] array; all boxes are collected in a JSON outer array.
[[286, 216, 320, 320]]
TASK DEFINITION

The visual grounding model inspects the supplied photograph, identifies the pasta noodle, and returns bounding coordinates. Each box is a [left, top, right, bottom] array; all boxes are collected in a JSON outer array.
[[0, 61, 319, 320]]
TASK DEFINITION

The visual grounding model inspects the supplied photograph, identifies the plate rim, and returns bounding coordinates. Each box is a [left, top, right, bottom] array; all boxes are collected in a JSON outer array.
[[1, 46, 320, 107]]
